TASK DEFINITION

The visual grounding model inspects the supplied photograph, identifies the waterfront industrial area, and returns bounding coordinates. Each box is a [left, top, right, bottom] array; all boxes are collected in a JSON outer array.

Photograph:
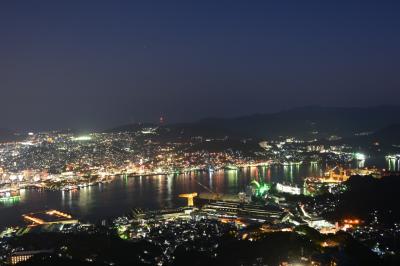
[[1, 174, 400, 265], [2, 0, 400, 264], [0, 128, 399, 265], [0, 128, 397, 195]]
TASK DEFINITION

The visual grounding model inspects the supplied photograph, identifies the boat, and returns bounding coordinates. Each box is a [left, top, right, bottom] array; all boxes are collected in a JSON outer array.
[[0, 188, 21, 201], [304, 165, 377, 184], [224, 165, 238, 171], [282, 161, 303, 166], [61, 185, 78, 192]]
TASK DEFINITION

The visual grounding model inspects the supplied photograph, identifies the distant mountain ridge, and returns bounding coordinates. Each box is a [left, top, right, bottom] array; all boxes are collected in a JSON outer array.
[[369, 123, 400, 145], [106, 123, 156, 133], [108, 106, 400, 140]]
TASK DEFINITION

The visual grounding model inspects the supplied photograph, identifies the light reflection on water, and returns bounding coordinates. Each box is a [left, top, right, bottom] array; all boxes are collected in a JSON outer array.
[[387, 158, 400, 171], [0, 158, 390, 228]]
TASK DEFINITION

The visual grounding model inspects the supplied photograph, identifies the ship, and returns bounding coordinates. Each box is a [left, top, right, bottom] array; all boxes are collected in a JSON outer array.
[[224, 165, 239, 171], [305, 165, 381, 184], [0, 188, 21, 201], [305, 166, 350, 184], [61, 185, 78, 192], [281, 161, 303, 166]]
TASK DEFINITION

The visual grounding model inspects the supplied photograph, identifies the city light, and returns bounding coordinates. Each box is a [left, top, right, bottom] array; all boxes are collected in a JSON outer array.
[[354, 153, 366, 160], [72, 135, 92, 141]]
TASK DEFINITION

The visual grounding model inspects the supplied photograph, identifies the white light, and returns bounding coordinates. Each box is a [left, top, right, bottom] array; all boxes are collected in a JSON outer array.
[[355, 153, 366, 160]]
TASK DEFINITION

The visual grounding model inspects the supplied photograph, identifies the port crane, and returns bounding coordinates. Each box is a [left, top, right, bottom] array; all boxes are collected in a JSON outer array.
[[179, 176, 221, 206], [178, 193, 198, 207]]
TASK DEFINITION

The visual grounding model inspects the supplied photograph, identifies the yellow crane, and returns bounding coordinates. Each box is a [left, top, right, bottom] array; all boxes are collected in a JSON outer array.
[[179, 193, 198, 207]]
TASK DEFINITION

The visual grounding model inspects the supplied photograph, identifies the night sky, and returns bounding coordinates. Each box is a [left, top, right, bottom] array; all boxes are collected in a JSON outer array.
[[1, 0, 400, 131]]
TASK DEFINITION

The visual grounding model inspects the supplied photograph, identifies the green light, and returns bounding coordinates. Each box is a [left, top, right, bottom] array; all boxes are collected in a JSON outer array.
[[251, 180, 260, 188], [0, 196, 21, 204], [117, 225, 129, 240], [251, 180, 271, 198]]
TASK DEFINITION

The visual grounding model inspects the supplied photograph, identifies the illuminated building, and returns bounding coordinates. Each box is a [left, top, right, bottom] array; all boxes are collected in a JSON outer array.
[[350, 167, 381, 178], [342, 219, 363, 230], [200, 201, 285, 221], [9, 250, 53, 265], [276, 183, 302, 195], [354, 152, 366, 161], [72, 135, 92, 141]]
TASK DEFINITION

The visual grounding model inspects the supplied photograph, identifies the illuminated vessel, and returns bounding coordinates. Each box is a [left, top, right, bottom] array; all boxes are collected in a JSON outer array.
[[224, 165, 238, 171], [282, 161, 303, 166], [61, 185, 78, 192], [305, 166, 350, 184], [306, 165, 381, 184], [0, 188, 21, 201]]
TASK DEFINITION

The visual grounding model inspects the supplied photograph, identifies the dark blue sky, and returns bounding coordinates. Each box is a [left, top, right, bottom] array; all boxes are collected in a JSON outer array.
[[1, 0, 399, 130]]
